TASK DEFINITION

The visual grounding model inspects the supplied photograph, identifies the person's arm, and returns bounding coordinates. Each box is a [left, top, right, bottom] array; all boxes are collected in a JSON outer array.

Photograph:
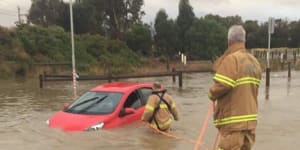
[[141, 95, 157, 122], [208, 55, 237, 101], [167, 95, 179, 121]]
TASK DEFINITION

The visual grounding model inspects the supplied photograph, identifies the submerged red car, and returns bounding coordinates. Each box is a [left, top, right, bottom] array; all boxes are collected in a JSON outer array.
[[48, 82, 153, 131]]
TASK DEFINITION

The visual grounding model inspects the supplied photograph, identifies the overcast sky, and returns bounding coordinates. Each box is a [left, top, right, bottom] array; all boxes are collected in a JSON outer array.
[[1, 0, 300, 27]]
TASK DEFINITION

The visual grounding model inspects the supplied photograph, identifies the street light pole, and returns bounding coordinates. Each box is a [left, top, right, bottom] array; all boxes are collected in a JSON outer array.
[[69, 0, 77, 99]]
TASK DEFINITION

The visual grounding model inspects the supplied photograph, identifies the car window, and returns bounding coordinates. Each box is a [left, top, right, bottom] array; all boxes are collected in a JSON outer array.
[[138, 88, 153, 105], [65, 91, 123, 115], [123, 91, 142, 109]]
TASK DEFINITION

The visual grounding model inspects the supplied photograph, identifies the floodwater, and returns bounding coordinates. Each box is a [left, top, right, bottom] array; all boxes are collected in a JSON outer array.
[[1, 71, 300, 150]]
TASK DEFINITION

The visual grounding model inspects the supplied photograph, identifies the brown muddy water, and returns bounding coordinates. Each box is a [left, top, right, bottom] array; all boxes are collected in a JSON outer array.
[[0, 71, 300, 150]]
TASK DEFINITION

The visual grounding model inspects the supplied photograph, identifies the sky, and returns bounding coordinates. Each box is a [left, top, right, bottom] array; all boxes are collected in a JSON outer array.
[[1, 0, 300, 27]]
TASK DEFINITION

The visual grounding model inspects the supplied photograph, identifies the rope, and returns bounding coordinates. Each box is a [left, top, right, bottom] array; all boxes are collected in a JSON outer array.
[[141, 102, 218, 150], [212, 131, 220, 150], [142, 122, 209, 149], [193, 102, 214, 150]]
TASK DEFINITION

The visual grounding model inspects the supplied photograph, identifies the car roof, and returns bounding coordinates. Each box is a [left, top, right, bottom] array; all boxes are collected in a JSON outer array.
[[90, 82, 153, 93]]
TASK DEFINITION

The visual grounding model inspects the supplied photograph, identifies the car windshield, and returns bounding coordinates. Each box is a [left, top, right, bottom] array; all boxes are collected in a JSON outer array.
[[65, 91, 123, 115]]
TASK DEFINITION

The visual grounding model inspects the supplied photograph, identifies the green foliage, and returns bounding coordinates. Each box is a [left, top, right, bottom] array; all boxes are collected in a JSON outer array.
[[205, 14, 243, 28], [185, 18, 227, 60], [16, 25, 71, 62], [28, 0, 68, 27], [28, 0, 145, 39], [98, 39, 142, 74], [244, 20, 260, 48], [104, 0, 145, 39], [289, 21, 300, 47], [154, 9, 178, 56], [11, 25, 141, 74], [73, 1, 99, 34], [272, 19, 289, 47], [176, 0, 195, 53], [125, 23, 153, 56], [2, 0, 300, 78]]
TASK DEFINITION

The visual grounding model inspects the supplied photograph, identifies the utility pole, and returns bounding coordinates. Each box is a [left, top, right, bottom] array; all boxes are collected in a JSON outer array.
[[17, 6, 21, 24], [17, 6, 27, 25]]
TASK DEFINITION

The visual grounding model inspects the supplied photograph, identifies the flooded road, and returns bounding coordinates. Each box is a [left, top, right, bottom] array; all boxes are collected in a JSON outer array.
[[0, 71, 300, 150]]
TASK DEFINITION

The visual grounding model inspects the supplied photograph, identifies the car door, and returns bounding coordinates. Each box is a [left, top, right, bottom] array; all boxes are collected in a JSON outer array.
[[116, 90, 144, 125]]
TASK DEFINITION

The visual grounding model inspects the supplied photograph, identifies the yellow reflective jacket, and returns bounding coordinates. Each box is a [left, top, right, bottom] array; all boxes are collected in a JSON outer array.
[[209, 43, 262, 132], [141, 91, 179, 131]]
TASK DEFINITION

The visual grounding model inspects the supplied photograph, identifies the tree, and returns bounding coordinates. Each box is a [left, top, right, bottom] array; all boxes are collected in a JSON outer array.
[[255, 22, 268, 48], [272, 19, 289, 48], [176, 0, 195, 53], [224, 15, 243, 27], [28, 0, 67, 27], [244, 20, 260, 48], [154, 9, 178, 69], [289, 21, 300, 47], [104, 0, 145, 39], [73, 1, 99, 34], [185, 18, 227, 60], [125, 23, 152, 56], [205, 14, 243, 28]]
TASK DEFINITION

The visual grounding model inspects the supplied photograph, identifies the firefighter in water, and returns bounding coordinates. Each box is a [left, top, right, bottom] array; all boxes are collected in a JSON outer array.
[[141, 82, 179, 131], [208, 25, 262, 150]]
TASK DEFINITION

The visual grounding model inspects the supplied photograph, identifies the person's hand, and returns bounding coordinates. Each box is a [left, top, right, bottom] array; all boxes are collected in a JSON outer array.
[[208, 92, 215, 101]]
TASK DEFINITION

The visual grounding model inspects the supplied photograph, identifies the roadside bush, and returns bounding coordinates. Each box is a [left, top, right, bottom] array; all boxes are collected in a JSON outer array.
[[12, 25, 142, 75]]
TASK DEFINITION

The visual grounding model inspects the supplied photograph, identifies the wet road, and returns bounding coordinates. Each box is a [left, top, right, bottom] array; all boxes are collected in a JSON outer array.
[[0, 71, 300, 150]]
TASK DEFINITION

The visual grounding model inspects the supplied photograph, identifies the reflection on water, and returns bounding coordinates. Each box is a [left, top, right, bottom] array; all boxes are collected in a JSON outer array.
[[0, 71, 300, 150], [287, 76, 291, 95], [265, 86, 270, 100]]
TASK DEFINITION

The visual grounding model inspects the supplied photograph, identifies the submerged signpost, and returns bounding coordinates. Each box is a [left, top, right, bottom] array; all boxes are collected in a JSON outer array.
[[266, 17, 275, 87]]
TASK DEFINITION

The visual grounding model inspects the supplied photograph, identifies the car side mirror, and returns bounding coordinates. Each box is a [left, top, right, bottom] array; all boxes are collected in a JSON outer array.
[[124, 108, 136, 115], [63, 103, 69, 110]]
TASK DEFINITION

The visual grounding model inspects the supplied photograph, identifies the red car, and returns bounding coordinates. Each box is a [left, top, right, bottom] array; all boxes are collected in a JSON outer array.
[[48, 82, 153, 131]]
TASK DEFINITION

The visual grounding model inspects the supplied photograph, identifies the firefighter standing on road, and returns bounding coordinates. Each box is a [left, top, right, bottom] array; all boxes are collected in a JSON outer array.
[[208, 25, 262, 150], [141, 82, 179, 132]]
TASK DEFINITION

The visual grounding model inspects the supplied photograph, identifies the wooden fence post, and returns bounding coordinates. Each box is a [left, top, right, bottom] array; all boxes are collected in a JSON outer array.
[[288, 62, 291, 78], [178, 71, 183, 88], [266, 68, 270, 87], [172, 68, 176, 83], [39, 74, 44, 89]]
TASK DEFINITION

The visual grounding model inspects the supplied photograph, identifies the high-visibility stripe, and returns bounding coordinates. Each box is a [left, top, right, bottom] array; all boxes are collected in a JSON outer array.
[[213, 74, 261, 87], [235, 81, 260, 86], [236, 77, 260, 82], [214, 114, 257, 126], [145, 105, 154, 111], [235, 77, 260, 86], [150, 118, 172, 129], [214, 74, 235, 87], [215, 74, 235, 84], [160, 104, 168, 109]]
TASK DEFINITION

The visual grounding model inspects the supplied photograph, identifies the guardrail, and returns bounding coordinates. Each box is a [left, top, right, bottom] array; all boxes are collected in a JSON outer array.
[[39, 68, 211, 89]]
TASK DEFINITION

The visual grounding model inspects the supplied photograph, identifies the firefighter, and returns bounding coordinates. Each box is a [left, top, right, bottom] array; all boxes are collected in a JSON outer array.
[[141, 82, 179, 131], [208, 25, 262, 150]]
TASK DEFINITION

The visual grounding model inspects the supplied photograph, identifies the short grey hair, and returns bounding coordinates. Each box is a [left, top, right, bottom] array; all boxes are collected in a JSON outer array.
[[228, 25, 246, 43]]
